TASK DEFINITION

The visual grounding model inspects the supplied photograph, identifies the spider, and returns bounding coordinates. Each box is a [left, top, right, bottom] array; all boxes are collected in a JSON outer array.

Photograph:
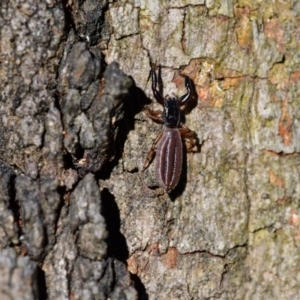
[[142, 64, 197, 192]]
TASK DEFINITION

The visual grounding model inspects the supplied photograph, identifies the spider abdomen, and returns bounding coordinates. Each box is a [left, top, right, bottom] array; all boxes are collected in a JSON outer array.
[[156, 128, 183, 191]]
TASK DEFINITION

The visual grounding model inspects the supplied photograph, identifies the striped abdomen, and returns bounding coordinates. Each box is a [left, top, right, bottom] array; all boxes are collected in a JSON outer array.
[[156, 128, 183, 191]]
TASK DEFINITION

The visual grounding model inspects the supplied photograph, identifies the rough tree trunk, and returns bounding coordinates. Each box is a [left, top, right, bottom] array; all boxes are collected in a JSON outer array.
[[0, 1, 299, 299]]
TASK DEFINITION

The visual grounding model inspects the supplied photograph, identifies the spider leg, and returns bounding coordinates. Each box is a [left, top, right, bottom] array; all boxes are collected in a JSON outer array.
[[143, 106, 164, 124], [151, 63, 164, 105], [178, 76, 193, 106], [178, 124, 197, 152], [142, 131, 163, 171]]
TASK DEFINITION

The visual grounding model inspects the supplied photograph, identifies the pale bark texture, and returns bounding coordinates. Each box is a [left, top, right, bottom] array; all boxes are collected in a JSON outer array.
[[0, 0, 299, 299]]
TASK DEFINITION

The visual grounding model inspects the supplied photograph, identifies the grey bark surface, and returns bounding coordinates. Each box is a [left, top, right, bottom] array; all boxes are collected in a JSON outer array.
[[0, 1, 135, 299], [0, 0, 299, 300]]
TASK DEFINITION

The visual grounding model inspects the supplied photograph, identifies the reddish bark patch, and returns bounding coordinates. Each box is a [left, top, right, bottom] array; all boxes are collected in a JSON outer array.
[[288, 209, 300, 242], [269, 170, 285, 189], [127, 255, 138, 274], [290, 70, 300, 84], [278, 99, 293, 146], [277, 195, 290, 205], [181, 59, 201, 79], [172, 72, 185, 89], [196, 86, 214, 106], [222, 77, 243, 90], [162, 247, 178, 269], [289, 209, 300, 227], [264, 19, 285, 53], [127, 251, 150, 274]]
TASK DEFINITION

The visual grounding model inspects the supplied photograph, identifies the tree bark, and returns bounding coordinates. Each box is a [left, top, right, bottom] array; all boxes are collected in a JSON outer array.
[[0, 0, 299, 299]]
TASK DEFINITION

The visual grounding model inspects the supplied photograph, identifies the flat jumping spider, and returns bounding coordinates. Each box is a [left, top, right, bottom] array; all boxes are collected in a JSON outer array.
[[142, 64, 197, 192]]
